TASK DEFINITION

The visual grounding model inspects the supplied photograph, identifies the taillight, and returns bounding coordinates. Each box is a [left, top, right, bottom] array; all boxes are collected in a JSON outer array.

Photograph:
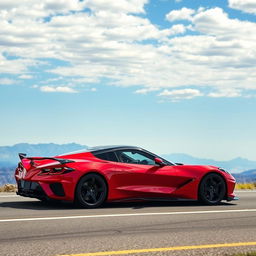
[[39, 167, 74, 175]]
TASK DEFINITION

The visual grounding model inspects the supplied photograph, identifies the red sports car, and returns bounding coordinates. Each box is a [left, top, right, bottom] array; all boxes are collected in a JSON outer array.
[[15, 145, 237, 208]]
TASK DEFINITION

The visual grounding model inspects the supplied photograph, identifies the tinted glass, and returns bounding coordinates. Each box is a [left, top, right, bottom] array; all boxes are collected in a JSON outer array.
[[116, 150, 155, 165], [95, 152, 118, 162]]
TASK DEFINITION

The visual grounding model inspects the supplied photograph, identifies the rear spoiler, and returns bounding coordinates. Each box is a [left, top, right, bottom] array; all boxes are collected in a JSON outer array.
[[18, 153, 75, 165]]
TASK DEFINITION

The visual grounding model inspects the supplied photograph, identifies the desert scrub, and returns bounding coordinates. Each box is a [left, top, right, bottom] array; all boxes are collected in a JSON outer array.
[[0, 184, 17, 192], [235, 183, 256, 190]]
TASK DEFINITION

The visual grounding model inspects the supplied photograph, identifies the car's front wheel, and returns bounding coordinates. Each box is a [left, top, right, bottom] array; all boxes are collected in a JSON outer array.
[[76, 173, 107, 208], [199, 173, 226, 205]]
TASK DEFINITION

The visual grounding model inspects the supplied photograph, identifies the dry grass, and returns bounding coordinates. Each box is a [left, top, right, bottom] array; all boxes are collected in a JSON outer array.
[[0, 184, 17, 192], [235, 183, 256, 190]]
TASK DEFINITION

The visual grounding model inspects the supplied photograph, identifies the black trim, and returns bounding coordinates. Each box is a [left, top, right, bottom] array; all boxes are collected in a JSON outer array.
[[19, 153, 27, 160], [93, 147, 174, 166], [177, 178, 194, 189], [227, 196, 239, 201], [18, 153, 74, 164], [17, 181, 47, 200], [112, 197, 196, 202], [92, 146, 144, 155], [49, 183, 65, 197]]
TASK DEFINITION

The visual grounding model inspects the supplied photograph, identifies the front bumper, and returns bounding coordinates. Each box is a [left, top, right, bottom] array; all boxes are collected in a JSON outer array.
[[227, 195, 239, 201]]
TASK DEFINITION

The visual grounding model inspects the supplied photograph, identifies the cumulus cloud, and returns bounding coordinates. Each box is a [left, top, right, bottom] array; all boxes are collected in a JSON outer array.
[[40, 86, 78, 93], [169, 24, 186, 35], [134, 87, 159, 94], [228, 0, 256, 14], [0, 0, 256, 100], [86, 0, 148, 14], [192, 7, 256, 38], [158, 88, 203, 101], [19, 74, 33, 79], [208, 88, 241, 98], [166, 7, 195, 21], [0, 54, 38, 74]]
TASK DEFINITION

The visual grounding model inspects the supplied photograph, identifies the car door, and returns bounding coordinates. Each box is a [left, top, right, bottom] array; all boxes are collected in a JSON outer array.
[[111, 149, 178, 199]]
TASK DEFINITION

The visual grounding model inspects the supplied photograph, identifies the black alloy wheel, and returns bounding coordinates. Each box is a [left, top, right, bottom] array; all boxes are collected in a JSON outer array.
[[199, 173, 226, 205], [76, 173, 107, 208]]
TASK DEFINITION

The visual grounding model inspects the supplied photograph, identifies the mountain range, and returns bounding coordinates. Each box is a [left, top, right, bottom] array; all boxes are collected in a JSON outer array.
[[0, 143, 86, 165], [0, 143, 255, 185]]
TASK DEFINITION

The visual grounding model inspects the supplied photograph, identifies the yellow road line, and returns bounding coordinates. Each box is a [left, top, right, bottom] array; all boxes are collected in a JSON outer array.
[[58, 241, 256, 256]]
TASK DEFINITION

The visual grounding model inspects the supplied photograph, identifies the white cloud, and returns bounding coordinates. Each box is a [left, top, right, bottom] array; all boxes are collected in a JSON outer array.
[[169, 24, 186, 35], [0, 1, 256, 100], [0, 54, 38, 74], [0, 78, 17, 85], [192, 7, 256, 38], [86, 0, 148, 14], [228, 0, 256, 14], [0, 0, 86, 20], [19, 74, 33, 79], [134, 87, 159, 94], [208, 88, 241, 98], [40, 86, 77, 93], [166, 7, 195, 21], [72, 77, 100, 84], [158, 88, 203, 101]]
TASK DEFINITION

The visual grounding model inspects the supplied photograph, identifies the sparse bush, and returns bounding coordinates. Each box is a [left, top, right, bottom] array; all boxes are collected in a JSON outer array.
[[235, 183, 256, 190], [0, 184, 17, 192]]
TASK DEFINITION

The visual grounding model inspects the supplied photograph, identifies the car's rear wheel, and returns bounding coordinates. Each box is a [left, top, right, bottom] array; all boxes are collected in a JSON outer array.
[[76, 173, 107, 208], [199, 173, 226, 205]]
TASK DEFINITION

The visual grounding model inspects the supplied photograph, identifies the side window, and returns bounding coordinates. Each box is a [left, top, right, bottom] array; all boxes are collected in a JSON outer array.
[[116, 150, 155, 165], [95, 152, 118, 162]]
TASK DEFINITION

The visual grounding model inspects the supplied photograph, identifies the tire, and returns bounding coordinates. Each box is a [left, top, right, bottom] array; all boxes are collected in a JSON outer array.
[[199, 173, 226, 205], [75, 173, 107, 208]]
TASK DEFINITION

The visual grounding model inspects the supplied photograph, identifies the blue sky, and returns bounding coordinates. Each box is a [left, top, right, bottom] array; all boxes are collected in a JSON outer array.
[[0, 0, 256, 160]]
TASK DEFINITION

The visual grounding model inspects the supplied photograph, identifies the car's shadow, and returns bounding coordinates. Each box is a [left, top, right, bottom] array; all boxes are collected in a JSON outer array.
[[0, 199, 237, 211]]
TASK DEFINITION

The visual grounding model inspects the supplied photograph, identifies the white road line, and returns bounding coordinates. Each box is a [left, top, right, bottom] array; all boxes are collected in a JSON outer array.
[[0, 209, 256, 223]]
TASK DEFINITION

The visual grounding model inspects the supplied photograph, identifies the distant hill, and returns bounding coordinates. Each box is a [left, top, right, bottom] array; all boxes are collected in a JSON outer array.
[[0, 143, 255, 185], [0, 165, 17, 185], [232, 169, 256, 183], [241, 169, 256, 176], [0, 143, 87, 165]]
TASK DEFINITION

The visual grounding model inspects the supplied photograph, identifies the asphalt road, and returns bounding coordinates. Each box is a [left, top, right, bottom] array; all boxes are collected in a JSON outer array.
[[0, 191, 256, 256]]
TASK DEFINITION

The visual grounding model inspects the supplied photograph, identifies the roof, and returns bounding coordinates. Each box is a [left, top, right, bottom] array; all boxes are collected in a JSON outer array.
[[59, 145, 175, 165], [87, 145, 141, 152], [59, 145, 142, 156]]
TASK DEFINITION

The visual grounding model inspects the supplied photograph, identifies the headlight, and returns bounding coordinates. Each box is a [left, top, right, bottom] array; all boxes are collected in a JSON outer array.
[[218, 167, 231, 175]]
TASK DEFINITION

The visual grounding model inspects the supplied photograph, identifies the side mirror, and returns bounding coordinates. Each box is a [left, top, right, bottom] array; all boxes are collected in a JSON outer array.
[[155, 157, 166, 166]]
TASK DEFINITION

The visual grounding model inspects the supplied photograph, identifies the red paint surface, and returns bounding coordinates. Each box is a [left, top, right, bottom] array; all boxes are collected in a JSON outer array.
[[15, 151, 236, 202]]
